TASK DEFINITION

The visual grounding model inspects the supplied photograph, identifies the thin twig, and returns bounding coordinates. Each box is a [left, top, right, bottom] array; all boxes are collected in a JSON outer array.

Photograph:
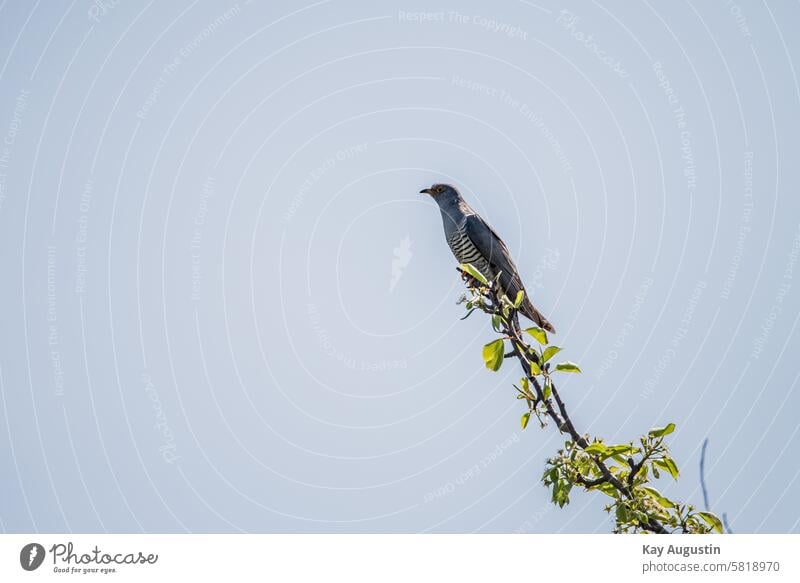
[[700, 438, 711, 511], [700, 438, 733, 534]]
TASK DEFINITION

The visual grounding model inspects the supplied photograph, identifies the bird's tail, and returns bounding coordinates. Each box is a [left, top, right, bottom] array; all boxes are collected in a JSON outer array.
[[520, 299, 556, 334]]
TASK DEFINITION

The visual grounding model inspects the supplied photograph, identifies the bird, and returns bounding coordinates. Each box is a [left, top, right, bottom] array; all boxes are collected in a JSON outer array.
[[420, 183, 555, 333]]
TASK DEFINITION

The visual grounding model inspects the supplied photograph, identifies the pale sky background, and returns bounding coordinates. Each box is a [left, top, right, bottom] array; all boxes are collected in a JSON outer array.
[[1, 0, 799, 533]]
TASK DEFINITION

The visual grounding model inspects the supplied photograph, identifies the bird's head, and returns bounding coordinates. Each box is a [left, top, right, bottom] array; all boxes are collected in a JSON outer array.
[[419, 183, 461, 205]]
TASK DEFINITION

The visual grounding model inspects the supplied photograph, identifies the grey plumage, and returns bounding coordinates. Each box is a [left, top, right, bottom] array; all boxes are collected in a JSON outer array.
[[421, 183, 555, 333]]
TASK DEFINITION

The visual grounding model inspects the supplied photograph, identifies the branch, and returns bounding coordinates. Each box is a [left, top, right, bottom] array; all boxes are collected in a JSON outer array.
[[505, 315, 643, 503], [700, 438, 711, 510], [574, 474, 608, 488], [700, 438, 733, 534], [462, 274, 678, 534]]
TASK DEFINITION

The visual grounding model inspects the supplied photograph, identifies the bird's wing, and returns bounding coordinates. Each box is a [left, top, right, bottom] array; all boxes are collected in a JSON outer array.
[[462, 213, 524, 296], [463, 213, 556, 333]]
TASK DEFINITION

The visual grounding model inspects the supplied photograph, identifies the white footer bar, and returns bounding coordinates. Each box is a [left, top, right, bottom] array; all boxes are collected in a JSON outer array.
[[1, 534, 797, 582]]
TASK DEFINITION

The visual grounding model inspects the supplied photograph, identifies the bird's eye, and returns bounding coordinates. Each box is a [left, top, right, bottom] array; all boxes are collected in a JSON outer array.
[[435, 186, 444, 193]]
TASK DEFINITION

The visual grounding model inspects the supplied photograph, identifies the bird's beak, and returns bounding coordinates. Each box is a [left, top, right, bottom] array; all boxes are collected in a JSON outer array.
[[419, 188, 433, 195]]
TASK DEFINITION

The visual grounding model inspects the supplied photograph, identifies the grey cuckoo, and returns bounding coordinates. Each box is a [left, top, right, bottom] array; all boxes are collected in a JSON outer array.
[[421, 183, 556, 333]]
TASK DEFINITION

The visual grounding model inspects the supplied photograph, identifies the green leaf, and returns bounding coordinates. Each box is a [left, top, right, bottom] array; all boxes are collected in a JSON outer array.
[[554, 361, 582, 374], [551, 481, 561, 504], [654, 458, 679, 480], [552, 479, 572, 508], [525, 327, 548, 345], [530, 361, 542, 376], [459, 263, 488, 285], [514, 290, 525, 308], [584, 441, 610, 456], [663, 458, 679, 480], [491, 314, 502, 332], [641, 486, 675, 509], [695, 511, 724, 533], [543, 378, 552, 400], [605, 444, 637, 457], [482, 339, 505, 372], [542, 346, 562, 363], [594, 482, 617, 498], [521, 412, 530, 430], [559, 481, 572, 507], [615, 503, 631, 523], [648, 423, 676, 438]]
